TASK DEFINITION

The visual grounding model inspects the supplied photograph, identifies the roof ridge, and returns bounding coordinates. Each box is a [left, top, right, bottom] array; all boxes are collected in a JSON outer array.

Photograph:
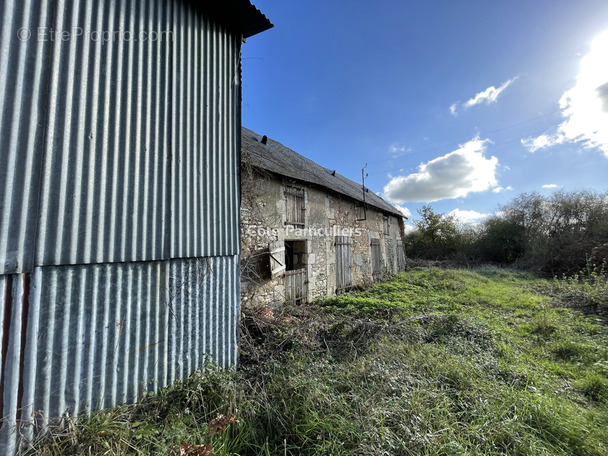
[[241, 127, 404, 218]]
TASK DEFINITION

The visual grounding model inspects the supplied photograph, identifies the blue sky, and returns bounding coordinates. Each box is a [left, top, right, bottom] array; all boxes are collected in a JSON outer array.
[[242, 0, 608, 228]]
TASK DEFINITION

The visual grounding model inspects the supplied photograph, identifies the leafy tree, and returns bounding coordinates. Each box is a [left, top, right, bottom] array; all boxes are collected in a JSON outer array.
[[484, 190, 608, 274], [406, 205, 462, 259], [477, 216, 524, 264], [404, 190, 608, 275]]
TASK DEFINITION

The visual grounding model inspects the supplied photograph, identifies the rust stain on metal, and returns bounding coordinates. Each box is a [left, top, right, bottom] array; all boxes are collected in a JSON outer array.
[[134, 340, 164, 354]]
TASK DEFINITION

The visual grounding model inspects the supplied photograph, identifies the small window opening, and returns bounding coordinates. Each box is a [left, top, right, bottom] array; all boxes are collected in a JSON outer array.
[[285, 240, 306, 271]]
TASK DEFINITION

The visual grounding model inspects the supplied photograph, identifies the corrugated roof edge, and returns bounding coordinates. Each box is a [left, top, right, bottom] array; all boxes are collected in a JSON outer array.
[[188, 0, 273, 38], [242, 127, 406, 219]]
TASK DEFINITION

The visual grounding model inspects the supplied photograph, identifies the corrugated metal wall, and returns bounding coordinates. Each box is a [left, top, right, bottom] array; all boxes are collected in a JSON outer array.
[[0, 0, 247, 453], [0, 255, 239, 454], [0, 0, 49, 274], [0, 0, 241, 275]]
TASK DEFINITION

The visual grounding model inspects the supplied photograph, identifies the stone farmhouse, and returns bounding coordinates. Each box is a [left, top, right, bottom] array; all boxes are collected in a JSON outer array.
[[241, 127, 407, 307]]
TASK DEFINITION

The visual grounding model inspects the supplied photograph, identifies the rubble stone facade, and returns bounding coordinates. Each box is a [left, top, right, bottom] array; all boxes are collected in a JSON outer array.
[[241, 168, 406, 308]]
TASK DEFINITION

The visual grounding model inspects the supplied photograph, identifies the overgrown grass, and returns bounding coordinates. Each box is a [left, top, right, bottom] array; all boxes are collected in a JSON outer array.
[[538, 263, 608, 320], [27, 267, 608, 455]]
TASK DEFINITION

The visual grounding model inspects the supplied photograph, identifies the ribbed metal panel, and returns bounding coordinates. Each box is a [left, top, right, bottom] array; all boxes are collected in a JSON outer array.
[[0, 0, 242, 275], [0, 256, 239, 452], [168, 5, 241, 259], [36, 0, 172, 267], [0, 274, 27, 456], [0, 1, 53, 274]]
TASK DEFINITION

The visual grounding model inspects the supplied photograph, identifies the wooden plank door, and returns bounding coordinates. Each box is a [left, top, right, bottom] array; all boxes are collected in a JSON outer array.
[[335, 236, 352, 293], [371, 238, 383, 281]]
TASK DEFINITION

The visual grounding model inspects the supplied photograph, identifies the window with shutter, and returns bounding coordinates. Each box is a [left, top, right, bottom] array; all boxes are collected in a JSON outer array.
[[285, 187, 305, 227]]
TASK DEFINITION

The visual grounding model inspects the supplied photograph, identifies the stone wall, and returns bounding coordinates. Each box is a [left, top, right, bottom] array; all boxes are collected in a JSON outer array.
[[241, 168, 406, 308]]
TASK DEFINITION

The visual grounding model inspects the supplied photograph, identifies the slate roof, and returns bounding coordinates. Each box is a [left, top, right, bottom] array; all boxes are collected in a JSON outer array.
[[242, 127, 404, 218]]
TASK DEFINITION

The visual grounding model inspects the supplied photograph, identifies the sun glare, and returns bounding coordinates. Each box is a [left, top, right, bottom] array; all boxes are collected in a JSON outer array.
[[555, 29, 608, 154], [523, 28, 608, 155]]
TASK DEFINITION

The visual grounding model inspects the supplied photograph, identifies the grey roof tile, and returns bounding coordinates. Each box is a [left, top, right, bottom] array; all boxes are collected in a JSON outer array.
[[242, 127, 404, 218]]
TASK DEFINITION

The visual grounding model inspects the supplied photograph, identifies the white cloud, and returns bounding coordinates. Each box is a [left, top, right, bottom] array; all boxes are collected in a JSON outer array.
[[389, 144, 410, 158], [404, 224, 416, 234], [542, 184, 560, 188], [393, 205, 411, 218], [522, 30, 608, 156], [449, 103, 458, 116], [521, 134, 564, 152], [492, 185, 513, 193], [463, 77, 518, 108], [448, 209, 489, 223], [383, 136, 499, 203]]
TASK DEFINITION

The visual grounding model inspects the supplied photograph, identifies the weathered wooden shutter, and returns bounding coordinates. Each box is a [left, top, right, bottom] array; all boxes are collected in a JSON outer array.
[[269, 242, 285, 278], [285, 187, 305, 227]]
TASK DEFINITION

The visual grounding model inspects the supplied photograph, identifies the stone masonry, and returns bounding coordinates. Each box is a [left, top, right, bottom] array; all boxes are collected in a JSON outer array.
[[241, 167, 406, 308]]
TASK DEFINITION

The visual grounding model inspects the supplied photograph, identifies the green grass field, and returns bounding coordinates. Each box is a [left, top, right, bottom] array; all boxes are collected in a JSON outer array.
[[30, 267, 608, 456]]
